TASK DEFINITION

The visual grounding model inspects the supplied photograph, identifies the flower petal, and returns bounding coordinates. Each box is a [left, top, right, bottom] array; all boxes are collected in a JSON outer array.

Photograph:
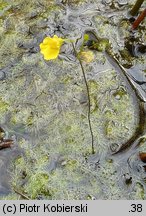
[[39, 35, 64, 60], [42, 47, 59, 60]]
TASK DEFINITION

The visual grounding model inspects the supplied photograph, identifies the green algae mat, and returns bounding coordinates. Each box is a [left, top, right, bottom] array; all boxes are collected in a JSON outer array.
[[0, 0, 146, 199]]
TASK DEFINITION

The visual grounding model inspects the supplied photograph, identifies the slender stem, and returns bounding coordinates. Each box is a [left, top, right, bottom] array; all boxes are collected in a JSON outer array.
[[132, 8, 146, 29], [72, 43, 95, 154], [130, 0, 144, 16]]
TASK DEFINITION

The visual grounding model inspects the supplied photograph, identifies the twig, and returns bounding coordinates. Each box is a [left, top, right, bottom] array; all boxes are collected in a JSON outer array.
[[72, 42, 95, 154], [132, 8, 146, 29], [13, 188, 30, 200], [130, 0, 144, 16]]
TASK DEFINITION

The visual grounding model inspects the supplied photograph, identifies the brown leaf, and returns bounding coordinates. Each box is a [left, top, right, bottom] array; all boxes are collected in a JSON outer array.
[[0, 139, 13, 150], [139, 152, 146, 163]]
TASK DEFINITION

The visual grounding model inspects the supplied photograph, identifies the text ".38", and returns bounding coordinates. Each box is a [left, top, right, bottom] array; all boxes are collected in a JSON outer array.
[[129, 204, 142, 213]]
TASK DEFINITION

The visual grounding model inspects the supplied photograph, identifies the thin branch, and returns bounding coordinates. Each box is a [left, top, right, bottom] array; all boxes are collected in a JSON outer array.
[[72, 42, 95, 154], [130, 0, 144, 16]]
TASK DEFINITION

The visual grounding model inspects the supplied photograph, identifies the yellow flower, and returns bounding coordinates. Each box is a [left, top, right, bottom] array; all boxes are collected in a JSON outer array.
[[39, 35, 64, 60]]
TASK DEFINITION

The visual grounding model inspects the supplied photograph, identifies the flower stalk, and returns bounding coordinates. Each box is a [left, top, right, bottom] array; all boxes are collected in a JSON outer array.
[[72, 42, 95, 154]]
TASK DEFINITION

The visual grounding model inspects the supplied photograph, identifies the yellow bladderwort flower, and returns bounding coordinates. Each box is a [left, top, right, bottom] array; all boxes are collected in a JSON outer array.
[[39, 35, 64, 60]]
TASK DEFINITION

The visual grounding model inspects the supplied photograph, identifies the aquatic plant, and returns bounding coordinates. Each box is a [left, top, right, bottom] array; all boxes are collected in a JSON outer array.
[[39, 35, 95, 154]]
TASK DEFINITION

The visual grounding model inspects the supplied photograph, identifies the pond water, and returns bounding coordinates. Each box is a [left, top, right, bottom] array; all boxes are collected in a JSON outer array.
[[0, 0, 146, 199]]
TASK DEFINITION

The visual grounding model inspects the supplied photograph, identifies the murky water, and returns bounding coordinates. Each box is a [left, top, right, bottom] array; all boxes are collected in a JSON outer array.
[[0, 0, 146, 199]]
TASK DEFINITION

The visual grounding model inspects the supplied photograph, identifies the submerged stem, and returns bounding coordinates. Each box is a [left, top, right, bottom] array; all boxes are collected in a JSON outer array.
[[130, 0, 144, 16], [72, 42, 95, 154]]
